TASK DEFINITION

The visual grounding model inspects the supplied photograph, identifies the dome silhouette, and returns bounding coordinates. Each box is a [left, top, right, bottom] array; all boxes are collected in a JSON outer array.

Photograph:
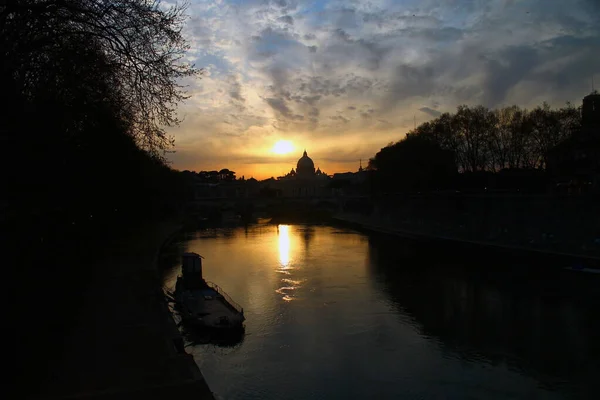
[[296, 150, 315, 177]]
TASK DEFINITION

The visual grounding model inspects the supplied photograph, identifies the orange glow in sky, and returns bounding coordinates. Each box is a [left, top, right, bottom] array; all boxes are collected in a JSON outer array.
[[165, 0, 593, 180]]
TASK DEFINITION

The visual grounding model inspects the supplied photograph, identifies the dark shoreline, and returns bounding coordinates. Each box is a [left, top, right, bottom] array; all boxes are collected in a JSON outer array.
[[33, 220, 215, 400]]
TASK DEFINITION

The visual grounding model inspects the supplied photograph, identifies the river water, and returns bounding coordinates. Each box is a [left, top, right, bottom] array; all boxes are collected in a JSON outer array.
[[161, 224, 600, 400]]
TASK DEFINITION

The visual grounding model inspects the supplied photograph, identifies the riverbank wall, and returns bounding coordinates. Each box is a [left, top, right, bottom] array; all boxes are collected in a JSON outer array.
[[35, 220, 215, 400], [335, 194, 600, 269]]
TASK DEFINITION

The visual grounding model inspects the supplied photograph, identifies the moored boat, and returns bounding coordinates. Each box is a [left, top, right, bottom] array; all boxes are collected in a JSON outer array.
[[174, 253, 245, 330]]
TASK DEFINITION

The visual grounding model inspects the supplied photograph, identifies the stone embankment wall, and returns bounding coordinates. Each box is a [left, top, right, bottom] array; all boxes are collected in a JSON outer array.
[[344, 194, 600, 257]]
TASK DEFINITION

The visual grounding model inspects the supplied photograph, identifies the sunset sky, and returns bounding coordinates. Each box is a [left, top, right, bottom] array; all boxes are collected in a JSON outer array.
[[167, 0, 600, 179]]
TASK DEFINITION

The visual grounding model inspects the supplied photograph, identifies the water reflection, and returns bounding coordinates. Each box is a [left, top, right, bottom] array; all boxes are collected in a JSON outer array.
[[277, 224, 291, 267], [276, 224, 300, 301], [368, 236, 600, 397], [160, 225, 600, 400], [298, 225, 315, 253]]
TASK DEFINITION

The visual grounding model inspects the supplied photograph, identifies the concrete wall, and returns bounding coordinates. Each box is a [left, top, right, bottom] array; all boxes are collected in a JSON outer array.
[[366, 194, 600, 256]]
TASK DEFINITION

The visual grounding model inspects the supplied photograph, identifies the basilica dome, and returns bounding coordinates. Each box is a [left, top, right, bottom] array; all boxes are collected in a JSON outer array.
[[296, 150, 315, 177]]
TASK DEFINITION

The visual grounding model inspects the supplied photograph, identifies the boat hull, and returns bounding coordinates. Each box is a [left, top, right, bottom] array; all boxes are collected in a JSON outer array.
[[174, 278, 245, 330]]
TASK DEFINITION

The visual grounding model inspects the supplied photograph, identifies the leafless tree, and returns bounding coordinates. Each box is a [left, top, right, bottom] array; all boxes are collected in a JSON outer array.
[[1, 0, 199, 157]]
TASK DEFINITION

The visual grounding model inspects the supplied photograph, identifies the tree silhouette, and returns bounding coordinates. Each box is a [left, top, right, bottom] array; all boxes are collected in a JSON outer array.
[[1, 3, 198, 391], [2, 0, 198, 157], [370, 134, 457, 193], [218, 168, 237, 181], [369, 102, 583, 193], [2, 0, 198, 227]]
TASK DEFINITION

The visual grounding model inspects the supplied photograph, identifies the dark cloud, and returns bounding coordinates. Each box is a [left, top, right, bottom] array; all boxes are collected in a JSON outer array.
[[296, 76, 347, 97], [345, 75, 375, 92], [323, 28, 392, 71], [249, 27, 303, 61], [470, 34, 600, 107], [307, 45, 317, 53], [329, 115, 350, 123], [228, 76, 245, 103], [362, 12, 442, 31], [304, 33, 316, 40], [307, 107, 319, 129], [388, 64, 436, 100], [299, 95, 321, 105], [333, 28, 353, 43], [481, 45, 539, 106], [278, 15, 294, 25], [335, 8, 359, 30], [376, 119, 392, 128], [528, 35, 600, 99], [266, 64, 291, 95], [419, 107, 442, 117], [265, 97, 292, 117], [359, 108, 376, 119], [265, 97, 305, 121], [409, 27, 464, 42], [270, 0, 299, 11]]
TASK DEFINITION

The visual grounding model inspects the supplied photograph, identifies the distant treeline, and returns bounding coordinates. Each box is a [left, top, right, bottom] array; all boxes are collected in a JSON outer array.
[[182, 168, 240, 183], [369, 103, 582, 193]]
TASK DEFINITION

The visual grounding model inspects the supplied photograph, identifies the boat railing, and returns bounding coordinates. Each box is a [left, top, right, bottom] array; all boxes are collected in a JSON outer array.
[[205, 281, 244, 315]]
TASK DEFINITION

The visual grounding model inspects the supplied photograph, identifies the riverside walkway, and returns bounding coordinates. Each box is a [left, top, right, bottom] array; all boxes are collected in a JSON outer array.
[[36, 220, 214, 400]]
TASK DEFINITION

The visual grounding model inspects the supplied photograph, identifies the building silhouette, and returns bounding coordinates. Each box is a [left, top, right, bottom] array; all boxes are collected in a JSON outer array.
[[547, 91, 600, 193], [276, 150, 330, 197], [296, 150, 316, 178]]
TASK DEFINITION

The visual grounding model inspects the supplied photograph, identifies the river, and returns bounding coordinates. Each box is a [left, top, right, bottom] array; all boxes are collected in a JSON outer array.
[[160, 224, 600, 400]]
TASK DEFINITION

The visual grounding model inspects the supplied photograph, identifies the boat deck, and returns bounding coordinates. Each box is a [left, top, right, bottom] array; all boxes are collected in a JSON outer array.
[[181, 288, 244, 327]]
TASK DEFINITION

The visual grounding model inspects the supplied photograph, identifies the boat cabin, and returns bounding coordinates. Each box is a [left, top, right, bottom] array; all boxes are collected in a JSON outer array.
[[181, 252, 206, 290]]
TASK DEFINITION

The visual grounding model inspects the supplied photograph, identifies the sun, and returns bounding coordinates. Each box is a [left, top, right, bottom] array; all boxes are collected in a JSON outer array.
[[272, 140, 294, 155]]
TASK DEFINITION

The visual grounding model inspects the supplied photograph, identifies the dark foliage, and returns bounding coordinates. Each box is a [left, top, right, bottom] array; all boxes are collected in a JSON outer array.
[[369, 103, 584, 193], [370, 133, 457, 193], [1, 1, 197, 393]]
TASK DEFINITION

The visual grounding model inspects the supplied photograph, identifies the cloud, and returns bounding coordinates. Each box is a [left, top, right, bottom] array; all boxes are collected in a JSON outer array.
[[480, 45, 540, 106], [329, 115, 350, 123], [278, 15, 294, 25], [228, 75, 245, 103], [167, 0, 600, 178], [419, 107, 442, 117], [266, 97, 292, 116]]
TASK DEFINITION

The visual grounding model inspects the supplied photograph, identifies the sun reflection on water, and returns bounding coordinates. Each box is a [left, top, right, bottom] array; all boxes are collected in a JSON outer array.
[[276, 225, 300, 301], [278, 225, 291, 267]]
